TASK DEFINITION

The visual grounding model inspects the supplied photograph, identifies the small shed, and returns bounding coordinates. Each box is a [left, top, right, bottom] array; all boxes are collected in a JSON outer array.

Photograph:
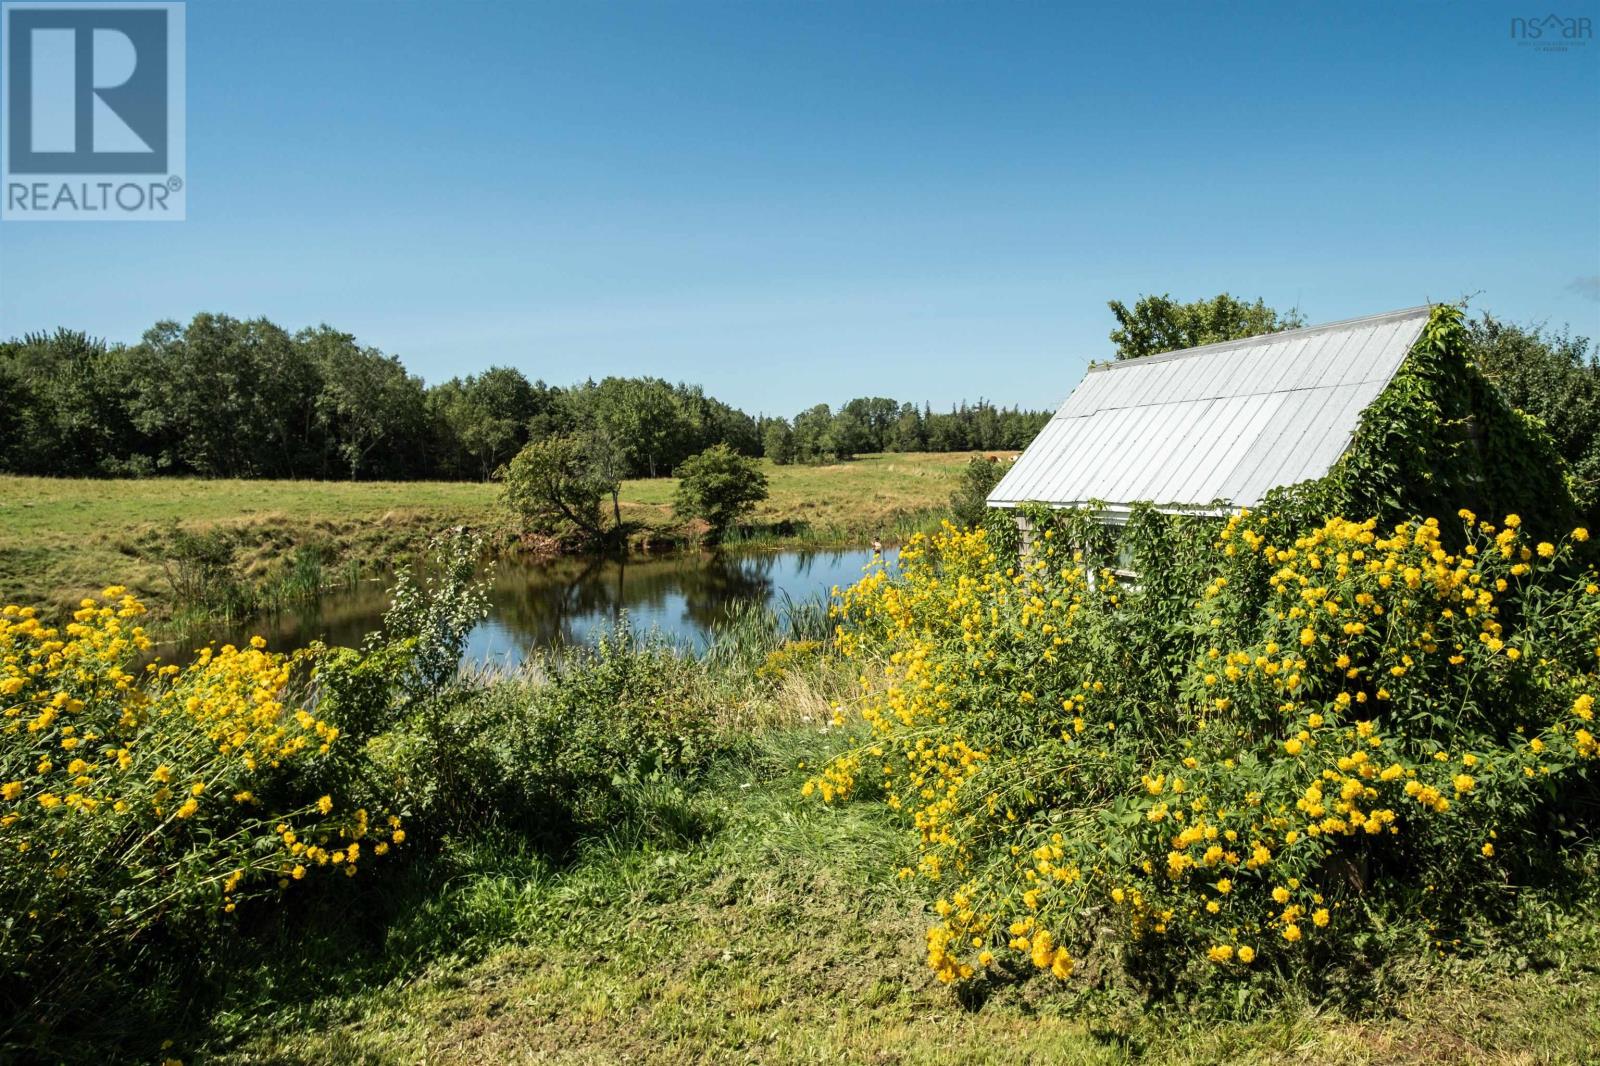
[[988, 306, 1436, 523]]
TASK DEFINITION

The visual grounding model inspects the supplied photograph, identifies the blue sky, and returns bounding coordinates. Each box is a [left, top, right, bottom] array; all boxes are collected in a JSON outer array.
[[2, 0, 1597, 415]]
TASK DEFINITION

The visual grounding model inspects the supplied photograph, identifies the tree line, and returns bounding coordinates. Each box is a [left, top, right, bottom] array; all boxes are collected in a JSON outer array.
[[0, 312, 1049, 481]]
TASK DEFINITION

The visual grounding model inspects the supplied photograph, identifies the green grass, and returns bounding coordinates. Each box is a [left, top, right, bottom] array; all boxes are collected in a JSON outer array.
[[0, 477, 496, 617], [0, 452, 999, 616], [622, 450, 1005, 541], [206, 727, 1600, 1066]]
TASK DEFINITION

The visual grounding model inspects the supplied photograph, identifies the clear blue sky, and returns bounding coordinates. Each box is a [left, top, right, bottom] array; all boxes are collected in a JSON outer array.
[[2, 0, 1597, 415]]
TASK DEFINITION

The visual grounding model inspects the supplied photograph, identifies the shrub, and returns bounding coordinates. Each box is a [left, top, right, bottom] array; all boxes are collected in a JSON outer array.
[[387, 622, 721, 845], [807, 513, 1599, 998], [949, 455, 1007, 528], [0, 589, 406, 1036], [673, 444, 769, 542]]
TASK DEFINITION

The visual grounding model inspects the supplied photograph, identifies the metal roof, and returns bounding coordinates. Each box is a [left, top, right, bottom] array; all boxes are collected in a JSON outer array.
[[988, 306, 1433, 516]]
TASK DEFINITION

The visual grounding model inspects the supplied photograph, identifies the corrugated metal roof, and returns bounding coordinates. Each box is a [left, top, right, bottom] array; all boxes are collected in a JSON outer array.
[[988, 306, 1433, 516]]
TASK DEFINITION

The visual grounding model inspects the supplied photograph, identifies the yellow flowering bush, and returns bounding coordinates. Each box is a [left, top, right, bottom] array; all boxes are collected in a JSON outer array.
[[809, 512, 1599, 994], [1, 589, 404, 1014]]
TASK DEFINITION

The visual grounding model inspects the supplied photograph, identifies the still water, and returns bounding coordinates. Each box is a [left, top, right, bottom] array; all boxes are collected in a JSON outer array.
[[168, 548, 896, 669]]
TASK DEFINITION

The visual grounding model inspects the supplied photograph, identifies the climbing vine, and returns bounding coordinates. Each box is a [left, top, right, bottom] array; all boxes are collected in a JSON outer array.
[[1317, 304, 1578, 537]]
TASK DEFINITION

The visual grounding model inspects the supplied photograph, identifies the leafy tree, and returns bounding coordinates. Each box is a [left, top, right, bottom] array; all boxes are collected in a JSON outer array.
[[791, 404, 836, 462], [501, 436, 611, 547], [888, 402, 927, 452], [309, 329, 428, 480], [950, 455, 1008, 527], [1467, 313, 1600, 525], [0, 329, 140, 475], [0, 311, 1058, 481], [673, 444, 770, 541], [433, 367, 537, 480], [579, 426, 629, 531], [1107, 293, 1306, 360], [761, 417, 796, 465], [125, 315, 314, 478], [588, 377, 685, 478]]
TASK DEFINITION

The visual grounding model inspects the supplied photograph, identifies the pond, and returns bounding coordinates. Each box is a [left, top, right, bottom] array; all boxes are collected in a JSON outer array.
[[161, 547, 897, 669]]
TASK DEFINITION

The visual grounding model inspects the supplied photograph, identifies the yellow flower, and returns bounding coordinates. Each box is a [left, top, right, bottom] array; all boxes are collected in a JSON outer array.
[[1, 781, 21, 801], [1284, 738, 1303, 756], [1237, 945, 1255, 963], [1312, 907, 1330, 927], [1481, 842, 1494, 857], [316, 795, 333, 815], [1282, 924, 1302, 942], [1572, 527, 1589, 542], [175, 798, 199, 819]]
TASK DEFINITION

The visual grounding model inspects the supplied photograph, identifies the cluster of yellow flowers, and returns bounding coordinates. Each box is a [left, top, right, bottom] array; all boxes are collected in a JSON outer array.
[[808, 512, 1598, 988], [2, 589, 404, 973]]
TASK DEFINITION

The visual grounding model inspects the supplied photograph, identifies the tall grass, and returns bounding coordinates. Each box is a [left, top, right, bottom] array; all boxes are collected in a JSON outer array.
[[701, 590, 832, 673]]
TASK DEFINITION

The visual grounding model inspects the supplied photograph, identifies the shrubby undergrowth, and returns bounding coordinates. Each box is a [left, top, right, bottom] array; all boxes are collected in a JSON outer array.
[[809, 510, 1600, 1003], [0, 531, 822, 1059]]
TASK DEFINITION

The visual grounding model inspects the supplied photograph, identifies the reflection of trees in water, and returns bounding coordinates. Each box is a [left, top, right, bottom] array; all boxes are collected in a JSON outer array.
[[190, 547, 887, 666], [679, 552, 775, 631], [487, 551, 776, 649]]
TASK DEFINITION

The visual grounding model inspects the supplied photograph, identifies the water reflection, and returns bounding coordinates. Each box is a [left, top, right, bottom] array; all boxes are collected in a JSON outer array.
[[163, 547, 896, 668]]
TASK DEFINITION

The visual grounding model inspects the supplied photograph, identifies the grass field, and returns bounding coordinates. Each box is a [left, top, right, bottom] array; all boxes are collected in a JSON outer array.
[[213, 727, 1600, 1065], [0, 451, 1000, 616]]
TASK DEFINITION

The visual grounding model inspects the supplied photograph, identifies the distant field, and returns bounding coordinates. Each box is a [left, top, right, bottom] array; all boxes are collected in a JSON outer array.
[[0, 451, 1004, 615], [620, 449, 1004, 535]]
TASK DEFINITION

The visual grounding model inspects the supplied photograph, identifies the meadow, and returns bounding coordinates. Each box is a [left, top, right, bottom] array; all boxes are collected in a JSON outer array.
[[3, 502, 1597, 1064], [0, 451, 998, 617], [222, 729, 1600, 1066]]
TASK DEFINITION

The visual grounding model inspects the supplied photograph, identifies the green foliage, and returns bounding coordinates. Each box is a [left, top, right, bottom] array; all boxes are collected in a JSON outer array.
[[672, 444, 771, 541], [0, 589, 412, 1053], [761, 416, 796, 465], [147, 523, 246, 612], [813, 510, 1600, 1005], [779, 399, 1047, 464], [1108, 293, 1306, 360], [1319, 305, 1578, 536], [501, 436, 614, 547], [949, 456, 1009, 528], [1467, 313, 1600, 527], [428, 366, 548, 481], [0, 315, 1052, 482], [447, 625, 720, 836]]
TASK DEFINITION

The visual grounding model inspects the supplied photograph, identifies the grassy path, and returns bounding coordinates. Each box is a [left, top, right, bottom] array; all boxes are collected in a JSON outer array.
[[214, 730, 1600, 1065]]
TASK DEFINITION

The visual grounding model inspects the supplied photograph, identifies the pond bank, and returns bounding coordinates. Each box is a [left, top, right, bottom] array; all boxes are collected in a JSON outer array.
[[153, 545, 899, 667], [0, 451, 989, 619]]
